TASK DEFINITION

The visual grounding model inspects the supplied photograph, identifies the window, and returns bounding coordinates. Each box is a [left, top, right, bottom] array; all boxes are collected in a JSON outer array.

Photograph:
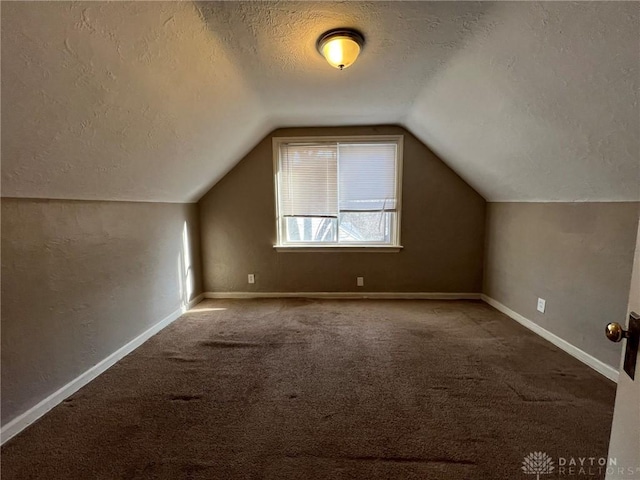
[[273, 135, 403, 251]]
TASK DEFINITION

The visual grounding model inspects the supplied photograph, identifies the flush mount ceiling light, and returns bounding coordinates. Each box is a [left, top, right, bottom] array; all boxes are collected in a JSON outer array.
[[316, 28, 365, 70]]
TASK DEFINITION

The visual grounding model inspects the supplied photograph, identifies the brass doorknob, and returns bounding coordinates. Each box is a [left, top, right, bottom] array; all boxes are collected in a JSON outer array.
[[606, 313, 640, 380], [605, 322, 630, 343]]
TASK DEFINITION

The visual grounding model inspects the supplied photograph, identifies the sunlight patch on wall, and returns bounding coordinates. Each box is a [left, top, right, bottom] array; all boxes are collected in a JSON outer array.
[[178, 221, 195, 309]]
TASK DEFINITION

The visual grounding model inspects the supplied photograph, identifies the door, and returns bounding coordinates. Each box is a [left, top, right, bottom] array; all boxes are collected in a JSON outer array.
[[606, 217, 640, 479]]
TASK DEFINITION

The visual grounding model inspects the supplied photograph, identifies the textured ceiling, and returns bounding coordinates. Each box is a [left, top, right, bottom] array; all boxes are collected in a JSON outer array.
[[2, 1, 638, 202]]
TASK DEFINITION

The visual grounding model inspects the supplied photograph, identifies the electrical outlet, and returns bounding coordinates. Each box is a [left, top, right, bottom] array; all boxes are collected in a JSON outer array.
[[357, 276, 364, 287], [537, 297, 546, 313], [248, 274, 255, 284]]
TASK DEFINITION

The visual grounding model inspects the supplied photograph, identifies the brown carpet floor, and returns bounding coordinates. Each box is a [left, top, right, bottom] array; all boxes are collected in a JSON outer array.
[[1, 299, 616, 479]]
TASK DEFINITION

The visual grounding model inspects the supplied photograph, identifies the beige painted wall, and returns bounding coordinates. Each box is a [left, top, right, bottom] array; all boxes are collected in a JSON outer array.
[[484, 202, 640, 368], [1, 198, 202, 424], [199, 126, 486, 293]]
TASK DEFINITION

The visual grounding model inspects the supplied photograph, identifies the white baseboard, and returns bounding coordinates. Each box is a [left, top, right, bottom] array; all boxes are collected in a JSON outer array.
[[187, 293, 205, 309], [0, 292, 205, 445], [481, 294, 619, 383], [203, 291, 481, 300]]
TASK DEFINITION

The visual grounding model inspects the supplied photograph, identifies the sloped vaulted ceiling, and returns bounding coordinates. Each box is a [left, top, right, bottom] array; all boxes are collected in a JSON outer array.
[[2, 1, 638, 203]]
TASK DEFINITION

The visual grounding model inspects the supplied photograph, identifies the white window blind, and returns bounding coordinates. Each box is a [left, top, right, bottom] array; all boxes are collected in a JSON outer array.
[[279, 144, 338, 217], [338, 143, 397, 212]]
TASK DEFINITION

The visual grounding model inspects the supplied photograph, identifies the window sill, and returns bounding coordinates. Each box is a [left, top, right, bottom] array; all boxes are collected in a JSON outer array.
[[273, 245, 403, 253]]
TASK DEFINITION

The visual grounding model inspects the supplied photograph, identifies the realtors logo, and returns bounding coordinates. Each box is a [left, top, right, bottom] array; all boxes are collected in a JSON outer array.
[[521, 453, 638, 477], [522, 452, 555, 479]]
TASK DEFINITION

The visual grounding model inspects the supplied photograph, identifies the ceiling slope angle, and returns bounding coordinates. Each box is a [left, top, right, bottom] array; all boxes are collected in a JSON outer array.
[[1, 1, 271, 203], [406, 1, 640, 202], [1, 1, 638, 203]]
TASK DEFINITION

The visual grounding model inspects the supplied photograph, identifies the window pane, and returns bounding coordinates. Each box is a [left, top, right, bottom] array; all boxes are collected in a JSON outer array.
[[338, 143, 397, 211], [285, 217, 337, 243], [338, 212, 394, 243], [274, 137, 402, 247], [279, 145, 338, 217]]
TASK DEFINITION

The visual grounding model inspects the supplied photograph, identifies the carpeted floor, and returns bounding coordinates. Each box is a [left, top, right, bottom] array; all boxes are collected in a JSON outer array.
[[1, 299, 616, 479]]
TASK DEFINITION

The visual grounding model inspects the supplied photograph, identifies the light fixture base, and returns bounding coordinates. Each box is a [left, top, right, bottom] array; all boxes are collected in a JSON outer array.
[[316, 28, 365, 70]]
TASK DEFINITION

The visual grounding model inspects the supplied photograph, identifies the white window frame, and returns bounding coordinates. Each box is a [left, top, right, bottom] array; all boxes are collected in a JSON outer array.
[[272, 135, 404, 252]]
